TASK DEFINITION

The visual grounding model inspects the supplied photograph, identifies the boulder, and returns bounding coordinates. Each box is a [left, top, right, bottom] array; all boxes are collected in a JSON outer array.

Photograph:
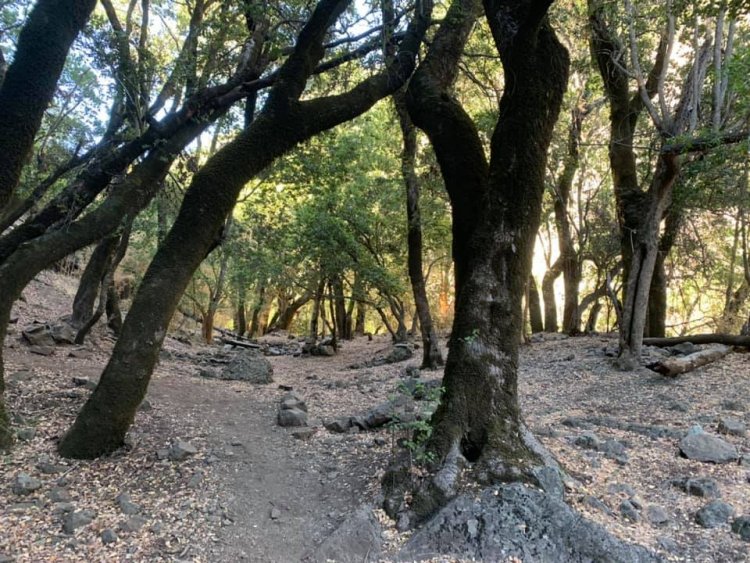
[[732, 516, 750, 541], [325, 418, 353, 433], [12, 473, 41, 496], [678, 427, 738, 463], [50, 323, 77, 344], [62, 509, 96, 534], [168, 440, 198, 461], [695, 500, 734, 528], [717, 417, 746, 437], [220, 351, 273, 383], [398, 484, 659, 562], [646, 505, 669, 527], [116, 492, 141, 515], [21, 324, 55, 347], [309, 505, 381, 563], [670, 477, 720, 498], [278, 408, 307, 427]]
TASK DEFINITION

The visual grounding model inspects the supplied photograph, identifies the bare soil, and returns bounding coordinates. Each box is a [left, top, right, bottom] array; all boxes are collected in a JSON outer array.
[[1, 271, 749, 562]]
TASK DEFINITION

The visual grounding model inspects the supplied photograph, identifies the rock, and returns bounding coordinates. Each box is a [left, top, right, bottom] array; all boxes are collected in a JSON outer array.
[[669, 342, 699, 356], [72, 376, 97, 390], [198, 367, 219, 379], [138, 399, 153, 412], [68, 349, 92, 359], [646, 505, 669, 527], [620, 500, 641, 522], [721, 399, 745, 412], [731, 515, 750, 541], [50, 323, 77, 344], [695, 500, 734, 528], [364, 395, 414, 428], [317, 345, 336, 356], [398, 377, 441, 400], [717, 417, 746, 437], [278, 408, 307, 427], [280, 392, 307, 412], [116, 492, 141, 515], [168, 441, 198, 461], [118, 515, 147, 533], [51, 502, 75, 515], [670, 477, 720, 498], [309, 505, 381, 563], [188, 470, 204, 488], [220, 351, 273, 383], [48, 487, 72, 503], [22, 325, 55, 346], [16, 427, 36, 441], [270, 507, 281, 520], [12, 473, 41, 496], [29, 345, 55, 356], [292, 428, 316, 440], [582, 495, 613, 516], [325, 418, 353, 433], [156, 448, 169, 460], [678, 427, 738, 463], [398, 484, 659, 562], [62, 509, 96, 534], [384, 344, 413, 364], [607, 483, 636, 497], [101, 529, 118, 544], [573, 431, 601, 450]]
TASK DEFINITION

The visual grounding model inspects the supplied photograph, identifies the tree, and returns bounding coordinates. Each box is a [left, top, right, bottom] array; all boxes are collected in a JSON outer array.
[[0, 0, 97, 211], [57, 0, 433, 458], [392, 0, 568, 517]]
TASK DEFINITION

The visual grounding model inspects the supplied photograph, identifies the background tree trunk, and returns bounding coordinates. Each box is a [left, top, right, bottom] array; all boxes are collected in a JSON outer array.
[[528, 276, 544, 333]]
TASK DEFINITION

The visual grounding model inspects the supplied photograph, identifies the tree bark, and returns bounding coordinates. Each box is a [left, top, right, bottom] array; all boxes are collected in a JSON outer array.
[[0, 0, 97, 211], [248, 286, 265, 337], [57, 0, 433, 458], [405, 0, 568, 503], [542, 257, 562, 332], [70, 236, 120, 329], [394, 90, 443, 368]]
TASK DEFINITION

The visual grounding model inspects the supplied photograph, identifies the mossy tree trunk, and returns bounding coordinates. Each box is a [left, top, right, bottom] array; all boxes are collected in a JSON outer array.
[[0, 0, 97, 211], [407, 0, 568, 479], [57, 0, 433, 459]]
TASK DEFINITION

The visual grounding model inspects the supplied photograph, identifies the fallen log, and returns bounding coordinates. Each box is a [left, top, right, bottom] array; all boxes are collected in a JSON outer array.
[[647, 345, 732, 377], [220, 337, 261, 349], [643, 334, 750, 348]]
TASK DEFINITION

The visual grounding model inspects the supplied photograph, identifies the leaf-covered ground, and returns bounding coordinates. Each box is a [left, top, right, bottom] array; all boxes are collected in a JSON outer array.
[[1, 271, 749, 562]]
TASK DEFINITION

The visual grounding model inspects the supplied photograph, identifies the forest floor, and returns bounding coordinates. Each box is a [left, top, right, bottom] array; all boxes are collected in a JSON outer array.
[[1, 271, 749, 562]]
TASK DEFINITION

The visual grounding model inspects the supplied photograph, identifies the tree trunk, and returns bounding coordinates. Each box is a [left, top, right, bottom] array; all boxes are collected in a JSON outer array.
[[248, 286, 265, 337], [354, 300, 366, 335], [332, 276, 349, 340], [542, 258, 562, 332], [106, 282, 123, 335], [585, 302, 602, 333], [405, 0, 568, 500], [527, 275, 544, 333], [310, 277, 325, 339], [235, 293, 247, 336], [56, 0, 433, 458], [0, 0, 97, 210], [70, 235, 119, 329], [394, 90, 443, 369], [647, 252, 667, 337]]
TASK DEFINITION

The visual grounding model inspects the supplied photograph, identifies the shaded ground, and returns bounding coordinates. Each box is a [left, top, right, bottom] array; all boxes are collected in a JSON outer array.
[[1, 272, 749, 562]]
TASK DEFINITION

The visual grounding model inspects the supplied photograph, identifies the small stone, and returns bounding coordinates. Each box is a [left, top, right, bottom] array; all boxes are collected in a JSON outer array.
[[62, 510, 96, 534], [607, 483, 636, 497], [188, 470, 204, 488], [116, 492, 141, 515], [270, 507, 281, 520], [292, 428, 316, 440], [277, 408, 307, 427], [12, 473, 41, 496], [573, 431, 601, 450], [717, 417, 746, 437], [16, 427, 36, 441], [373, 437, 387, 447], [679, 428, 738, 463], [324, 418, 352, 433], [722, 399, 745, 412], [36, 459, 66, 474], [150, 522, 164, 534], [118, 515, 147, 533], [138, 399, 153, 412], [582, 495, 613, 516], [101, 529, 118, 544], [619, 499, 641, 522], [48, 488, 72, 503], [68, 349, 92, 359], [695, 500, 734, 528], [670, 477, 720, 498], [51, 502, 75, 515], [168, 440, 198, 461], [156, 448, 169, 460], [731, 516, 750, 541], [646, 505, 670, 526], [657, 537, 679, 554]]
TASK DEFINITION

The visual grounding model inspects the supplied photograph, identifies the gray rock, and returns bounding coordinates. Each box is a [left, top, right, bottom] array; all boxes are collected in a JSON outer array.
[[51, 502, 75, 515], [309, 505, 381, 563], [168, 441, 198, 461], [574, 431, 601, 450], [678, 427, 738, 463], [721, 399, 745, 412], [101, 528, 118, 544], [324, 418, 352, 433], [118, 515, 147, 533], [220, 351, 273, 383], [292, 428, 316, 440], [670, 477, 720, 498], [385, 345, 413, 364], [280, 392, 307, 412], [12, 473, 41, 496], [717, 417, 746, 437], [22, 325, 55, 346], [138, 399, 153, 412], [16, 427, 36, 441], [398, 484, 659, 562], [277, 408, 307, 427], [50, 323, 77, 344], [607, 483, 636, 497], [669, 342, 699, 356], [317, 345, 336, 356], [620, 500, 641, 522], [582, 495, 614, 516], [732, 515, 750, 541], [364, 395, 414, 428], [72, 376, 97, 390], [116, 492, 141, 515], [48, 487, 72, 503], [188, 470, 204, 488], [36, 460, 65, 474], [646, 505, 669, 527], [29, 345, 55, 356], [156, 448, 170, 460], [62, 509, 96, 534], [695, 500, 734, 528]]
